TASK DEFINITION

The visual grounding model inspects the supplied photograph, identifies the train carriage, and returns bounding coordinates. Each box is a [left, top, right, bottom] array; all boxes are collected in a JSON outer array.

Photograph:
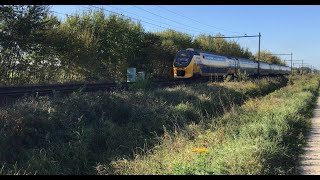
[[173, 48, 291, 79], [270, 64, 280, 75], [258, 62, 271, 76], [198, 53, 232, 76], [237, 58, 258, 76]]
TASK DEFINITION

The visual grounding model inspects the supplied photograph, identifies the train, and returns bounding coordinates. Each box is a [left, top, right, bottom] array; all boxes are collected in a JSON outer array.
[[173, 48, 291, 79]]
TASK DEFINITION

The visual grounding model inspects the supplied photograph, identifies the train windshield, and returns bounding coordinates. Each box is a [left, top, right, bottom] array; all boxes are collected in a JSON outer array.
[[174, 50, 193, 67]]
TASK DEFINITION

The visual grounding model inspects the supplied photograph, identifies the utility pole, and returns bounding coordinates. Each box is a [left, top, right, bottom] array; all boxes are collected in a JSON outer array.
[[301, 60, 304, 75], [270, 53, 293, 74], [290, 53, 293, 74], [209, 33, 261, 75], [292, 60, 305, 74], [258, 32, 261, 75], [270, 53, 291, 66]]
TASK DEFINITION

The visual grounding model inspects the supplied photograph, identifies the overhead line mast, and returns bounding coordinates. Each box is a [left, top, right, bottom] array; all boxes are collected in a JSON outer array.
[[209, 33, 261, 75]]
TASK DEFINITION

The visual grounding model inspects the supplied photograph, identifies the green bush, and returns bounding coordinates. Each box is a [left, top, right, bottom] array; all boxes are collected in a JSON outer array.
[[223, 75, 233, 82], [234, 70, 249, 82]]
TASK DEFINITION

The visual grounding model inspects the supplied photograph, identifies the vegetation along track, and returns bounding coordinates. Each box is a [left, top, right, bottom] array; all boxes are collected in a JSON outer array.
[[106, 75, 319, 175], [0, 79, 208, 106], [0, 76, 288, 175]]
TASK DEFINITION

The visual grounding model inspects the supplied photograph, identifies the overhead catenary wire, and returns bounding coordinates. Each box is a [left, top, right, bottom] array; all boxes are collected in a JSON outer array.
[[53, 6, 256, 40], [50, 9, 194, 40], [53, 5, 202, 36], [49, 10, 159, 38], [131, 5, 218, 35], [84, 5, 169, 31], [209, 35, 259, 38], [155, 5, 245, 36], [85, 5, 210, 35], [97, 5, 202, 35], [107, 5, 253, 39]]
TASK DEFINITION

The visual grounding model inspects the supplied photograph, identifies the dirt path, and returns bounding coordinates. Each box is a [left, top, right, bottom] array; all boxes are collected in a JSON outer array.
[[299, 97, 320, 175]]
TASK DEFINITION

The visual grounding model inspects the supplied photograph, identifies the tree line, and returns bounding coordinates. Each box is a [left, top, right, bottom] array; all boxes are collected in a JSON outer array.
[[0, 5, 287, 85]]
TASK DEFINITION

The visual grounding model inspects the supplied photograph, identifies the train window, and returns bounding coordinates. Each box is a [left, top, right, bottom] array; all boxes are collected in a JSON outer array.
[[203, 54, 225, 61], [193, 51, 200, 55], [174, 50, 193, 67]]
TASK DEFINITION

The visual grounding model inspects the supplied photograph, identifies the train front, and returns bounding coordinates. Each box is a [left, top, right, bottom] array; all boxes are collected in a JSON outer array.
[[173, 50, 195, 79]]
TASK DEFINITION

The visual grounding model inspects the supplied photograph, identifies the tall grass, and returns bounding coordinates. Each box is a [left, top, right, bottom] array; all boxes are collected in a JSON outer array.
[[106, 75, 319, 175], [0, 77, 288, 174]]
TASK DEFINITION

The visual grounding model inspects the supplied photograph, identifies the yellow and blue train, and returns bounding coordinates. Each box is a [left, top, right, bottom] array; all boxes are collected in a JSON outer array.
[[173, 48, 291, 79]]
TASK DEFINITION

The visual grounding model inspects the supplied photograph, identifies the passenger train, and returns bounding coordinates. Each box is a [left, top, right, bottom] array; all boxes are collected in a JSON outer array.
[[173, 48, 291, 79]]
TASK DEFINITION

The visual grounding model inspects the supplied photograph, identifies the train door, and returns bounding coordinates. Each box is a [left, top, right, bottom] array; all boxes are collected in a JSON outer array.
[[227, 57, 237, 75], [235, 58, 240, 74]]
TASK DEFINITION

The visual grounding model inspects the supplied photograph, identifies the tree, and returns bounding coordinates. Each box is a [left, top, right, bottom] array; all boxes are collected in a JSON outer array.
[[56, 10, 146, 82], [254, 50, 286, 65], [153, 29, 194, 79], [193, 33, 254, 59], [0, 5, 52, 84]]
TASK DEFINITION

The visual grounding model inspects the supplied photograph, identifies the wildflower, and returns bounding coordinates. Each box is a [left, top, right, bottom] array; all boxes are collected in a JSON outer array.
[[48, 107, 54, 113], [192, 148, 208, 153]]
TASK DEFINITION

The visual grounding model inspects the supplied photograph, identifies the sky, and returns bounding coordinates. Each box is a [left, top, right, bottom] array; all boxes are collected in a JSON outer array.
[[51, 5, 320, 70]]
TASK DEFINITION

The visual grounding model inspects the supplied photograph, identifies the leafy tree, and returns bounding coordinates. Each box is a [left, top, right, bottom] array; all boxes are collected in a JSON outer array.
[[254, 50, 286, 65], [137, 32, 162, 79], [193, 33, 254, 59], [0, 5, 52, 84], [155, 29, 193, 79], [56, 10, 146, 82]]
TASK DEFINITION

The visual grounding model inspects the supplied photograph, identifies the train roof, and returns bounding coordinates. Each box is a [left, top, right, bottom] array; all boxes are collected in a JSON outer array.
[[185, 48, 289, 67], [186, 48, 257, 62], [186, 48, 224, 57]]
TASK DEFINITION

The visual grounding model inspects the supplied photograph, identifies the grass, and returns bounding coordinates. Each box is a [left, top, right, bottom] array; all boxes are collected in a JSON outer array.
[[104, 75, 320, 175], [0, 76, 288, 174]]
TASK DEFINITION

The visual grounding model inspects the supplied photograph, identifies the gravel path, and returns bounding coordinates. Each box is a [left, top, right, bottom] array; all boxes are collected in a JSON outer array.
[[299, 97, 320, 175]]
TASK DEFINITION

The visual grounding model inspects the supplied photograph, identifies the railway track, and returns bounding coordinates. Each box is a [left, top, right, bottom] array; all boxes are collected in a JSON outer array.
[[0, 79, 209, 105]]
